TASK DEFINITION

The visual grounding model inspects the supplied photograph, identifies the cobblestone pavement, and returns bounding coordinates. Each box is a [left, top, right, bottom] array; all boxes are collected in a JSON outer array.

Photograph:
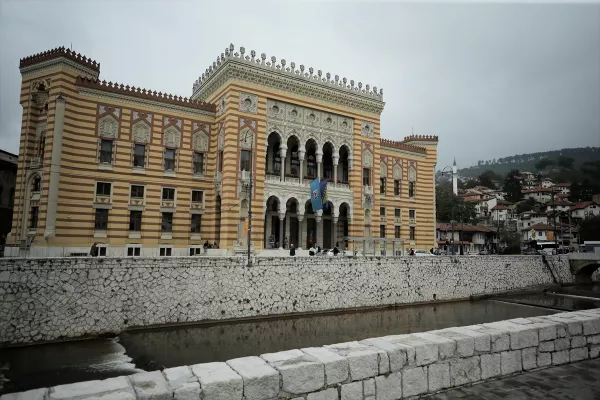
[[427, 358, 600, 399]]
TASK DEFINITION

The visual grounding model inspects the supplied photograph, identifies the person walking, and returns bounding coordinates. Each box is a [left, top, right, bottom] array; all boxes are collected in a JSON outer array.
[[289, 243, 296, 257], [333, 244, 339, 256], [89, 242, 98, 257]]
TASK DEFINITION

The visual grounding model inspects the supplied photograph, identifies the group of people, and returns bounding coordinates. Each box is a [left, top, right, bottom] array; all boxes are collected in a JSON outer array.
[[203, 241, 219, 250]]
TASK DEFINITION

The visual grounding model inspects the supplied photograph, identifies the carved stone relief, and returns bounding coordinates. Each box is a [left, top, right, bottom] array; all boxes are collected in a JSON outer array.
[[98, 115, 118, 139], [393, 164, 402, 180], [163, 126, 181, 148], [218, 123, 225, 150], [363, 149, 373, 168], [132, 111, 152, 124], [361, 121, 374, 138], [217, 95, 226, 116], [239, 92, 258, 114], [381, 160, 388, 178], [408, 166, 417, 182], [239, 127, 254, 149], [192, 131, 209, 152], [132, 121, 151, 143]]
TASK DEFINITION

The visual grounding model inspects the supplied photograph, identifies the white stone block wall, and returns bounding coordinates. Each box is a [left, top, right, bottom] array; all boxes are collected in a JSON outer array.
[[3, 309, 599, 400], [0, 255, 574, 344]]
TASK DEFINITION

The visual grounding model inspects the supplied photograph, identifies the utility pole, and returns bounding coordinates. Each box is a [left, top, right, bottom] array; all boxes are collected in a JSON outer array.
[[552, 189, 558, 253]]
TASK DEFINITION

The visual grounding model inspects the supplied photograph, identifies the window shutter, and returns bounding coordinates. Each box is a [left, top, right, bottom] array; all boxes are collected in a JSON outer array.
[[130, 144, 135, 167], [175, 149, 180, 172], [162, 148, 165, 170], [145, 145, 149, 168], [112, 140, 117, 165]]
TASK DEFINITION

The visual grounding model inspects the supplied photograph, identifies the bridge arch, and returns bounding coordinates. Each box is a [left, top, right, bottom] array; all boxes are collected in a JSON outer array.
[[569, 254, 600, 283]]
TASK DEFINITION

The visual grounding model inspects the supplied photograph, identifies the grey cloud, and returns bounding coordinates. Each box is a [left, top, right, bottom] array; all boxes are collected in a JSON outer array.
[[1, 1, 598, 169]]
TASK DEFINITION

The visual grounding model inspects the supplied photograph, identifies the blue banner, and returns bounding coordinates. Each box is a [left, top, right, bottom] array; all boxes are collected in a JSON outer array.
[[320, 179, 329, 210], [310, 179, 323, 212]]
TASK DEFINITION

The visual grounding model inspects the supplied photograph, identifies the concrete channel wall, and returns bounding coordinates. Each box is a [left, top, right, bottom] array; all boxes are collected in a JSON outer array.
[[0, 255, 573, 345], [3, 308, 600, 400]]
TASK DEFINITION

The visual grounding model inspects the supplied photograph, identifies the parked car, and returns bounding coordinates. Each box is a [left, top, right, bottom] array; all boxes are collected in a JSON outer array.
[[414, 250, 435, 257], [525, 248, 541, 255], [467, 252, 479, 256], [478, 250, 490, 255]]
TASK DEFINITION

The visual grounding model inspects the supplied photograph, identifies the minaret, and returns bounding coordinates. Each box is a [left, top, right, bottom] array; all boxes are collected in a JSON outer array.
[[452, 157, 458, 195]]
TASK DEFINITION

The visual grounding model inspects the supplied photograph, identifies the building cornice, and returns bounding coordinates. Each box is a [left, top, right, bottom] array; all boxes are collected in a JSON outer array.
[[78, 87, 216, 118], [192, 44, 385, 115], [380, 138, 428, 156], [77, 77, 216, 117], [20, 57, 100, 79]]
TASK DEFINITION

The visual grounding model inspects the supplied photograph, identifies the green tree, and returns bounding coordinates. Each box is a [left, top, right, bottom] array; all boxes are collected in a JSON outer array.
[[479, 170, 499, 189], [535, 159, 555, 171], [556, 156, 575, 169], [436, 185, 476, 223], [503, 169, 523, 203], [516, 197, 538, 214], [500, 228, 522, 254], [580, 215, 600, 242], [569, 181, 582, 202], [464, 180, 478, 189]]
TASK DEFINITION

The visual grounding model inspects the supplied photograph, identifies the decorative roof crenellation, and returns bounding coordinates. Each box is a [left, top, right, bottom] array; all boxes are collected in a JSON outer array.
[[193, 44, 384, 101], [76, 76, 216, 112], [403, 134, 439, 143], [380, 138, 427, 154], [20, 46, 100, 72]]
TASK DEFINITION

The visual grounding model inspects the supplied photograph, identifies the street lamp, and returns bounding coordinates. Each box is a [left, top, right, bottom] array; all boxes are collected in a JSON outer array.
[[240, 131, 253, 267]]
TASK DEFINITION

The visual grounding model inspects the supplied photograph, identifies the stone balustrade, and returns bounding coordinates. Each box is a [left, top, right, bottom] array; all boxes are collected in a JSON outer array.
[[3, 309, 599, 400]]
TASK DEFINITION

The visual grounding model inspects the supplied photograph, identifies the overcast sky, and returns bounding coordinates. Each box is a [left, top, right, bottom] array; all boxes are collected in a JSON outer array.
[[1, 0, 599, 168]]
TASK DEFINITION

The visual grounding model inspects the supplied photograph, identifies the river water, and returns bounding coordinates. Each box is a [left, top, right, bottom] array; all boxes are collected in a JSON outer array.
[[1, 284, 599, 395]]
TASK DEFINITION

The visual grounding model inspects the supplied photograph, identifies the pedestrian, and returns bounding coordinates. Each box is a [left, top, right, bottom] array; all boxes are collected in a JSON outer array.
[[410, 248, 415, 256], [333, 244, 339, 256], [290, 243, 296, 257], [317, 244, 321, 253], [90, 242, 98, 257]]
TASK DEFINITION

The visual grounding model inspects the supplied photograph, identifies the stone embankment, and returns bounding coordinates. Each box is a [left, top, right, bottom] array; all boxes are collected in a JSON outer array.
[[0, 256, 574, 345], [2, 308, 599, 400]]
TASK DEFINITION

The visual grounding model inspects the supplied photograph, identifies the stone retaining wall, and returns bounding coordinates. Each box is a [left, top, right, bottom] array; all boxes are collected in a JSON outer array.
[[3, 308, 599, 400], [0, 255, 572, 345]]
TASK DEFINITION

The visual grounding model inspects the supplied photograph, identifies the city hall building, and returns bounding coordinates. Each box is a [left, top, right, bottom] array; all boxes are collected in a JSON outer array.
[[6, 45, 438, 257]]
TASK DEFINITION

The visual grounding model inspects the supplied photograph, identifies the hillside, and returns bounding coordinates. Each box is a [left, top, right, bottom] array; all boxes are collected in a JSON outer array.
[[456, 147, 600, 178]]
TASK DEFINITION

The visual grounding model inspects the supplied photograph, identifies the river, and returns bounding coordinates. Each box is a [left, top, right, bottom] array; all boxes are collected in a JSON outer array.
[[1, 284, 599, 395]]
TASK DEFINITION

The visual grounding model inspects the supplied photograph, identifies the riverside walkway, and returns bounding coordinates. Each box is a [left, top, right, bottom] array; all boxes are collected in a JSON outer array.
[[429, 357, 600, 399]]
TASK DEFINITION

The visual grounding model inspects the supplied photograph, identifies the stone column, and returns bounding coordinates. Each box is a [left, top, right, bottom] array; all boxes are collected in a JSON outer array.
[[280, 146, 287, 182], [278, 212, 285, 249], [333, 216, 338, 248], [333, 155, 339, 187], [265, 213, 272, 248], [45, 95, 66, 239], [298, 150, 305, 185], [316, 151, 323, 180], [316, 210, 323, 248], [285, 214, 291, 247], [297, 214, 304, 249]]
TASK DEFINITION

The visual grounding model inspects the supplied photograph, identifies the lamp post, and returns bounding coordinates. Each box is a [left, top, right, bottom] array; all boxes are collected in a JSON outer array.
[[551, 187, 559, 253], [241, 131, 253, 267]]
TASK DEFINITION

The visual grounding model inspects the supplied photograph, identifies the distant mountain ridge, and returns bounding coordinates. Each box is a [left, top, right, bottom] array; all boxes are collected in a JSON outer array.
[[457, 147, 600, 178]]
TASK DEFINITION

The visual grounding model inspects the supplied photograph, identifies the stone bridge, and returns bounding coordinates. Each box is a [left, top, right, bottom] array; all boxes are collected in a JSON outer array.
[[569, 253, 600, 283]]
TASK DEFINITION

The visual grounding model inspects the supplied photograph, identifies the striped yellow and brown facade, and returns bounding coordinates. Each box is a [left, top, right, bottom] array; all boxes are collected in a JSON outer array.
[[6, 45, 438, 257]]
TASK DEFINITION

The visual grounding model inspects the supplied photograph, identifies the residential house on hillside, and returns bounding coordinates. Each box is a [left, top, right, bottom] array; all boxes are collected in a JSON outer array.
[[570, 201, 600, 222], [491, 205, 509, 223], [541, 178, 554, 188], [543, 199, 574, 214], [436, 223, 498, 254], [518, 210, 548, 230], [522, 223, 554, 242], [522, 187, 554, 203], [552, 183, 571, 195]]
